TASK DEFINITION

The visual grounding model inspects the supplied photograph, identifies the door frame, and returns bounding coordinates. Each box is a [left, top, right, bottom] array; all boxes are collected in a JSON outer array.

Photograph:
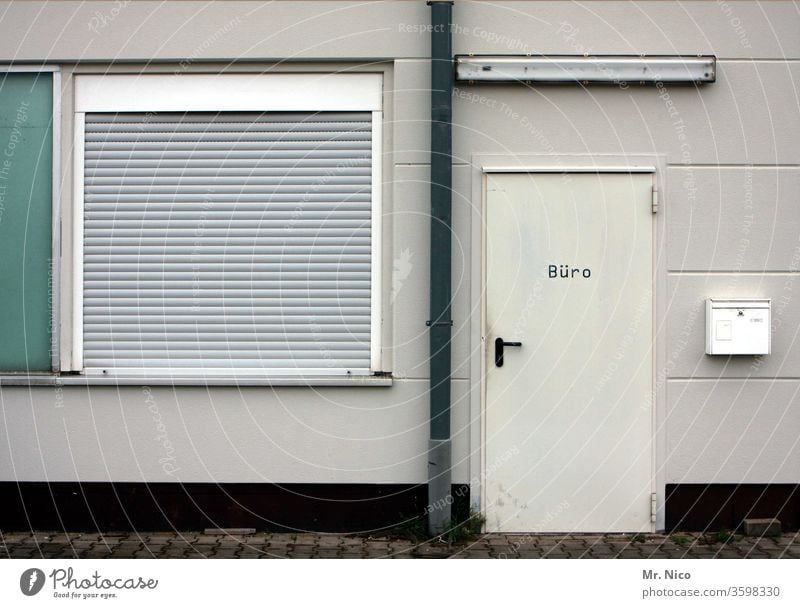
[[468, 154, 668, 532]]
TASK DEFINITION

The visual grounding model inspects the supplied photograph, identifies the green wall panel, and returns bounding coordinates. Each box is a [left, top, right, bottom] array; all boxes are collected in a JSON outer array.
[[0, 73, 53, 371]]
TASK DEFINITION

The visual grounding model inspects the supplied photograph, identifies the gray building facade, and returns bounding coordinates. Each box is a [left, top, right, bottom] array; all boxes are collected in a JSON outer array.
[[0, 0, 798, 533]]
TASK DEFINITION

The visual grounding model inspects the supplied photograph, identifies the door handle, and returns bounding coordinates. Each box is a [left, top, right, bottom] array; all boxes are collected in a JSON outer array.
[[494, 337, 522, 367]]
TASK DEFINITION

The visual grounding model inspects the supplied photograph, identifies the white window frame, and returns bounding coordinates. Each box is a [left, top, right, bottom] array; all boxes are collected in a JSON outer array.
[[71, 73, 383, 379]]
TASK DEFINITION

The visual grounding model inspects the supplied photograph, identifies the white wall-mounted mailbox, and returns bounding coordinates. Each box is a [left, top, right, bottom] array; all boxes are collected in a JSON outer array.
[[706, 299, 771, 356]]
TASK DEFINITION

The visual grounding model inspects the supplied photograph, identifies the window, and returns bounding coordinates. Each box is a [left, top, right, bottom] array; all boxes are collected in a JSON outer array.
[[0, 69, 57, 373], [72, 74, 382, 378]]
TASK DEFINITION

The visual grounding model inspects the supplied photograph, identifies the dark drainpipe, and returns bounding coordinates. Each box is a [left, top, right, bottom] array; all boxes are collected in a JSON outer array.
[[426, 0, 454, 536]]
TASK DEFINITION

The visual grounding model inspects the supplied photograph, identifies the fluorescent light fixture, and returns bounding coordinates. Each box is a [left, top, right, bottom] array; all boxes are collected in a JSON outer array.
[[455, 55, 716, 84]]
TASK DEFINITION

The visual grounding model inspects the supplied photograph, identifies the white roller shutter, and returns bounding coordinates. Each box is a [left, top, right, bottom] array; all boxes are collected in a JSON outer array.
[[82, 111, 374, 374]]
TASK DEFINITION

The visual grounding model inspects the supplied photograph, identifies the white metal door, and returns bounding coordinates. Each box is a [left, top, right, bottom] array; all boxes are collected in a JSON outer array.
[[484, 172, 653, 533]]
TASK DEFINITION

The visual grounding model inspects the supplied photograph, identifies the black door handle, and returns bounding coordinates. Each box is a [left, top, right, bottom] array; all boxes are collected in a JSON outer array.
[[495, 337, 522, 367]]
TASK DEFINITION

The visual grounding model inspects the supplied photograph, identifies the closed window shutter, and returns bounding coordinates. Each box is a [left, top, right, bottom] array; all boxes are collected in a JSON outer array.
[[83, 111, 373, 373]]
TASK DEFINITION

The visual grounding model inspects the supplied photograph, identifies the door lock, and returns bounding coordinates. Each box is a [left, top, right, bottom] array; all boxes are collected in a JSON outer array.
[[494, 337, 522, 367]]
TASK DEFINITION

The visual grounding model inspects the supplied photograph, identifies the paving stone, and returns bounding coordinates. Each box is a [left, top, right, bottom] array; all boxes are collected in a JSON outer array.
[[237, 543, 269, 554], [69, 539, 96, 548], [341, 537, 365, 547], [492, 549, 519, 559], [569, 549, 594, 559], [744, 518, 782, 537], [414, 545, 452, 558], [714, 549, 744, 558], [209, 549, 241, 559], [745, 551, 779, 559], [537, 543, 567, 553], [543, 552, 574, 559], [20, 536, 52, 544], [772, 537, 798, 548], [753, 538, 781, 550], [485, 536, 513, 546], [42, 533, 77, 543], [317, 536, 341, 548], [203, 528, 256, 536], [390, 549, 416, 558], [689, 549, 722, 558], [516, 549, 544, 559], [143, 536, 173, 545], [314, 549, 342, 558], [0, 531, 797, 559], [8, 545, 38, 558], [132, 551, 158, 559], [364, 541, 391, 550], [239, 548, 268, 558], [81, 549, 118, 558], [657, 550, 691, 559], [540, 546, 571, 557], [193, 536, 221, 546], [587, 544, 618, 556], [363, 551, 391, 559], [560, 540, 588, 550], [292, 534, 319, 546], [94, 537, 125, 547], [615, 552, 646, 559]]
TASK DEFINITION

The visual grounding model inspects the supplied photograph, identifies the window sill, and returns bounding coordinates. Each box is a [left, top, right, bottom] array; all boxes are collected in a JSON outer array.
[[0, 374, 393, 387]]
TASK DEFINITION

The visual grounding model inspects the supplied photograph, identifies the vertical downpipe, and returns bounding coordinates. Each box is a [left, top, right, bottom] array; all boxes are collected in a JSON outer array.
[[427, 0, 454, 536]]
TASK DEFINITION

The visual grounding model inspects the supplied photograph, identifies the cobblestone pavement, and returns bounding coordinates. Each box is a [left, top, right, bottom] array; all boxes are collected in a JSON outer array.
[[1, 531, 799, 558]]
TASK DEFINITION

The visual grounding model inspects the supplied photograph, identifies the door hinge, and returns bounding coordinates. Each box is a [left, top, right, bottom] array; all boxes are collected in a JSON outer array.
[[651, 187, 658, 214], [650, 492, 657, 522]]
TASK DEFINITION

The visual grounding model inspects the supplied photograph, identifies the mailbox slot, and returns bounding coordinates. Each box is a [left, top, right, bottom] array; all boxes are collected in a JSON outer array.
[[706, 299, 771, 356]]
